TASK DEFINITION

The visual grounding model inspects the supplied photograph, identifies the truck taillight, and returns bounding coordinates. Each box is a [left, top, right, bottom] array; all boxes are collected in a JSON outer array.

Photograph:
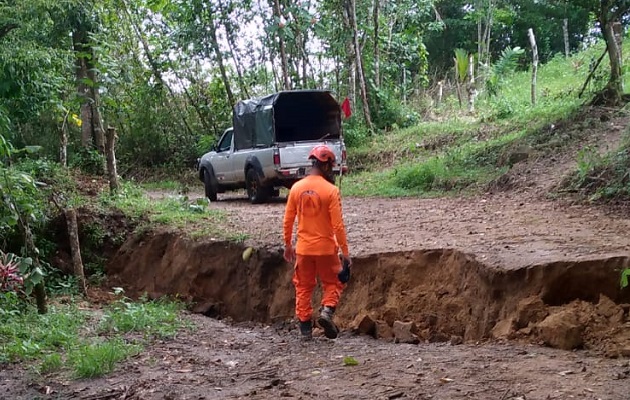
[[342, 148, 347, 162], [273, 150, 281, 166]]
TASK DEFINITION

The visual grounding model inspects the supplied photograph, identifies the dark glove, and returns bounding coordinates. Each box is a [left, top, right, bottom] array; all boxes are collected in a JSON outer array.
[[338, 257, 351, 284]]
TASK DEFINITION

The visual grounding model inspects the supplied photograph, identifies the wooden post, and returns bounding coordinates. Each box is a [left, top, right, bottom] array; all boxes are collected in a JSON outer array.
[[563, 18, 569, 57], [105, 126, 119, 193], [65, 208, 87, 295], [437, 81, 444, 107], [528, 28, 538, 106], [467, 54, 476, 112]]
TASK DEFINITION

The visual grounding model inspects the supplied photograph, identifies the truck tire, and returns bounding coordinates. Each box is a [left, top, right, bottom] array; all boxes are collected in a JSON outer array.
[[203, 168, 218, 202], [246, 168, 269, 204]]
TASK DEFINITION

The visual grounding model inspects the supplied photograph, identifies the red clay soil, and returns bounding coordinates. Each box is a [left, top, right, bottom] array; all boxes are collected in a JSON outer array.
[[106, 230, 630, 357]]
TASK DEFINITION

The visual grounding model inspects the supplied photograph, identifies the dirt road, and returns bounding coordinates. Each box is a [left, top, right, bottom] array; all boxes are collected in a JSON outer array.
[[159, 190, 630, 270], [5, 314, 630, 400]]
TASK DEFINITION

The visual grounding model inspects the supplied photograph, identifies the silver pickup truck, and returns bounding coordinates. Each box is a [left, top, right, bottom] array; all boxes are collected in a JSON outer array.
[[197, 90, 348, 204]]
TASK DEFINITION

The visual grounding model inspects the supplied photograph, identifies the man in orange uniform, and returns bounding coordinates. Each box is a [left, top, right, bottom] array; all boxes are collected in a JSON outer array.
[[283, 145, 352, 341]]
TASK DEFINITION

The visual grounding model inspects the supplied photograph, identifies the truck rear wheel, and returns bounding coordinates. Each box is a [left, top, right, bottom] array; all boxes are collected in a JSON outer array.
[[203, 169, 218, 202], [246, 169, 269, 204]]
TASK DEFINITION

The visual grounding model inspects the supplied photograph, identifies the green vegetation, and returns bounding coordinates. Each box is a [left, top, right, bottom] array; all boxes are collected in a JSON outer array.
[[565, 131, 630, 200], [97, 182, 240, 239], [1, 0, 630, 386], [0, 293, 188, 378], [100, 297, 187, 339], [69, 339, 141, 378], [343, 41, 629, 198]]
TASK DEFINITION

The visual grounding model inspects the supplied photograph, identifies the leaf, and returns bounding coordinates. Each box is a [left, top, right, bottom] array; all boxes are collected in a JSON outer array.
[[24, 145, 42, 154], [621, 268, 630, 288], [343, 356, 359, 366], [453, 48, 469, 82]]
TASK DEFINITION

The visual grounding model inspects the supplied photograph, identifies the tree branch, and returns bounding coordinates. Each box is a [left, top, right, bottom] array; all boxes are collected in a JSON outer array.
[[0, 23, 18, 40]]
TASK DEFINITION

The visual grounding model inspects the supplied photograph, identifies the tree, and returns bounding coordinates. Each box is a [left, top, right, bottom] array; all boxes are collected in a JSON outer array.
[[572, 0, 630, 104]]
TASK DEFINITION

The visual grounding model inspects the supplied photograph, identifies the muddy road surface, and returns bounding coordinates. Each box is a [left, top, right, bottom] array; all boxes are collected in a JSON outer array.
[[5, 314, 630, 400], [151, 190, 630, 270]]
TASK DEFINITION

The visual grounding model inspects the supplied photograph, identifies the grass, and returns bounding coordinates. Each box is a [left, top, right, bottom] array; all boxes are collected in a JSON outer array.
[[344, 40, 630, 197], [97, 181, 243, 240], [99, 297, 187, 339], [0, 292, 189, 378], [564, 130, 630, 200], [69, 339, 141, 378]]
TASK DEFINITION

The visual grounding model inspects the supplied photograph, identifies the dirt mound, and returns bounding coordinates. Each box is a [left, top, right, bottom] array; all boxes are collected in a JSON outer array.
[[49, 207, 137, 275], [107, 230, 630, 356]]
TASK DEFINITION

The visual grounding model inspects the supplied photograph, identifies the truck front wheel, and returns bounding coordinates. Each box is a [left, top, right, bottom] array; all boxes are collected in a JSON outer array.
[[203, 169, 218, 202], [246, 169, 269, 204]]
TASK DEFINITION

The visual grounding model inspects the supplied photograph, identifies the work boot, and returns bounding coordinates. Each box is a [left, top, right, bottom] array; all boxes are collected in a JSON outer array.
[[299, 320, 313, 341], [317, 306, 339, 339]]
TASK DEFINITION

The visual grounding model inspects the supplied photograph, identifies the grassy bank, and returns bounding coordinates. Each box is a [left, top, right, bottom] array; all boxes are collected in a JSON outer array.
[[343, 41, 629, 197]]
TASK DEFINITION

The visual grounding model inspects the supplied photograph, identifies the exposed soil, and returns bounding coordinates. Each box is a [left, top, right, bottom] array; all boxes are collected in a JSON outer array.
[[3, 107, 630, 399], [4, 314, 630, 400], [106, 231, 630, 357]]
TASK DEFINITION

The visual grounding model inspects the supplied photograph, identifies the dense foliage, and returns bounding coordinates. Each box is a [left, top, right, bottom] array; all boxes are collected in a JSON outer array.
[[2, 0, 625, 171]]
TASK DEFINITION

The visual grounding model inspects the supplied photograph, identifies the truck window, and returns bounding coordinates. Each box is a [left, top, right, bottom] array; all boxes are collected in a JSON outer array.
[[218, 129, 233, 152]]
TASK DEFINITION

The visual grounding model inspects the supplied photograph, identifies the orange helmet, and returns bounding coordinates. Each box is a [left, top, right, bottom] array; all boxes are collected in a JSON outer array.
[[308, 145, 336, 163]]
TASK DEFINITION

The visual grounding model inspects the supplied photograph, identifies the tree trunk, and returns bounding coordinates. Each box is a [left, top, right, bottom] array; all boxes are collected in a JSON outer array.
[[105, 127, 119, 193], [65, 208, 87, 296], [528, 28, 538, 106], [273, 0, 291, 90], [72, 30, 92, 148], [373, 0, 380, 88], [563, 18, 570, 57], [346, 0, 373, 131], [60, 112, 69, 167], [122, 1, 195, 136], [484, 1, 494, 67], [402, 68, 407, 103], [613, 21, 623, 91], [87, 67, 105, 153], [72, 27, 105, 153], [33, 283, 47, 314], [341, 3, 356, 115], [206, 9, 236, 106], [217, 0, 250, 99], [601, 19, 623, 105], [175, 70, 212, 133]]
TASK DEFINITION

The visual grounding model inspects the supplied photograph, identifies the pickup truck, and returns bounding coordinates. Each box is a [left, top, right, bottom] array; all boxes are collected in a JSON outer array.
[[197, 90, 348, 204]]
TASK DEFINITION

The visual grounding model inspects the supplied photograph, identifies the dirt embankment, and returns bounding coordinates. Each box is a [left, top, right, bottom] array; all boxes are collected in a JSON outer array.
[[107, 230, 630, 357]]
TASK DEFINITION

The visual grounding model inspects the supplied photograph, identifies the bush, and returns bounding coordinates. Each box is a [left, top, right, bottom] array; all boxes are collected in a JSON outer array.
[[394, 158, 445, 191], [344, 124, 371, 148], [370, 89, 421, 130], [70, 147, 105, 175]]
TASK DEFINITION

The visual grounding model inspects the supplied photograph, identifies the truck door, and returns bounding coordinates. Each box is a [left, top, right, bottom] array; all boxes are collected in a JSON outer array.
[[213, 128, 235, 183]]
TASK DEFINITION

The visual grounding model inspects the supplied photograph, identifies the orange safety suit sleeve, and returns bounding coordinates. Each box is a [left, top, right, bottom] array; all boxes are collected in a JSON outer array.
[[283, 188, 298, 247], [329, 186, 349, 257]]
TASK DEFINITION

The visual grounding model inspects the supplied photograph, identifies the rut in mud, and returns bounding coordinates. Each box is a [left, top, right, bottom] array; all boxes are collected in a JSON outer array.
[[107, 230, 630, 357]]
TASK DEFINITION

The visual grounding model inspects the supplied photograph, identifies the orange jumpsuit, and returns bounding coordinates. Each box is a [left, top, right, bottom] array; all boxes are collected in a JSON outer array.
[[283, 174, 350, 322]]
